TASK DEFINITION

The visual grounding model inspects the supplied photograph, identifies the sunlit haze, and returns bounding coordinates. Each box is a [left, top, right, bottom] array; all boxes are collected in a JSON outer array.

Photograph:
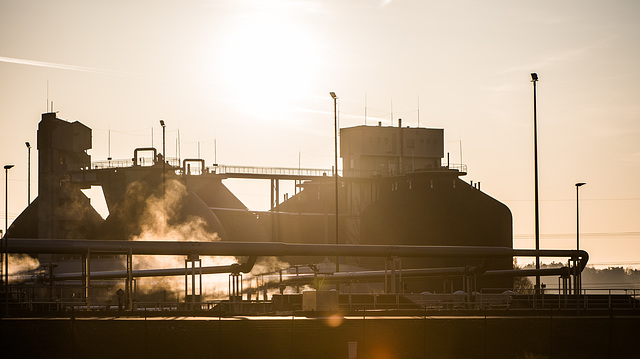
[[1, 0, 639, 269]]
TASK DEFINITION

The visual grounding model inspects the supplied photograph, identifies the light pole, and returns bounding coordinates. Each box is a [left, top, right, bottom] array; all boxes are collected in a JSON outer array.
[[330, 92, 339, 272], [4, 164, 14, 287], [575, 182, 585, 299], [25, 142, 31, 204], [531, 73, 541, 292], [575, 182, 586, 251], [160, 120, 166, 197]]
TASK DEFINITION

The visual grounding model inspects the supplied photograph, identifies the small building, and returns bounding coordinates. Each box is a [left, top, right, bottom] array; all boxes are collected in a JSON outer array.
[[340, 123, 444, 177]]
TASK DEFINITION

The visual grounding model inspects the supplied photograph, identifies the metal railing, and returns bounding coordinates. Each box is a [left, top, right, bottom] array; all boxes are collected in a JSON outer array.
[[89, 157, 181, 169], [441, 163, 467, 173], [3, 286, 639, 314], [85, 159, 466, 179], [210, 165, 335, 177]]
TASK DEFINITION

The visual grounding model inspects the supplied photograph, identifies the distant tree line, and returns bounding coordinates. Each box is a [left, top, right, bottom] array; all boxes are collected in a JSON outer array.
[[521, 262, 640, 289]]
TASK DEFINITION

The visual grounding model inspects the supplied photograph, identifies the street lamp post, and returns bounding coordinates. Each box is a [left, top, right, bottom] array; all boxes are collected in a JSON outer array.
[[531, 73, 541, 292], [4, 164, 14, 287], [575, 183, 586, 251], [160, 120, 166, 197], [330, 92, 339, 272], [575, 182, 586, 297]]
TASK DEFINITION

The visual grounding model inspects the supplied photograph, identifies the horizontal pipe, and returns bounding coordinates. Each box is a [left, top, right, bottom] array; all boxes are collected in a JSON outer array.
[[274, 266, 483, 285], [6, 239, 514, 257], [267, 267, 574, 287], [513, 249, 589, 272], [480, 267, 572, 278], [52, 266, 232, 281], [47, 256, 258, 281], [6, 239, 588, 273]]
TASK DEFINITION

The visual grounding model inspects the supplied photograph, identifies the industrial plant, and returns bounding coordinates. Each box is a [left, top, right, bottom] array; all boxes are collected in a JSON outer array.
[[1, 112, 638, 358]]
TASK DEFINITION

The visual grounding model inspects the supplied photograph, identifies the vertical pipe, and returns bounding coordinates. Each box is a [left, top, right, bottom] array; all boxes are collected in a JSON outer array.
[[127, 250, 133, 310], [86, 249, 91, 309], [81, 252, 87, 305], [185, 258, 188, 304], [189, 263, 194, 305], [390, 257, 396, 294], [384, 259, 388, 293]]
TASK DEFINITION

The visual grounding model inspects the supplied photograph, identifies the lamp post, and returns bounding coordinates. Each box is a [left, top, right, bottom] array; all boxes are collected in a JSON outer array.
[[531, 73, 541, 292], [4, 164, 14, 287], [25, 142, 31, 204], [575, 183, 586, 251], [159, 120, 166, 197], [330, 92, 339, 272], [575, 182, 586, 299]]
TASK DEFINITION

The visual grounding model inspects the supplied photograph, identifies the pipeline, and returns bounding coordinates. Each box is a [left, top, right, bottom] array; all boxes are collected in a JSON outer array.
[[481, 267, 572, 278], [6, 238, 589, 274], [259, 266, 573, 288], [273, 266, 484, 286], [39, 256, 258, 281]]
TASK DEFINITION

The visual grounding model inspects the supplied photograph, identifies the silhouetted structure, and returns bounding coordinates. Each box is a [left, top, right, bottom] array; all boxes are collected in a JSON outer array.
[[7, 113, 512, 296], [270, 122, 512, 291]]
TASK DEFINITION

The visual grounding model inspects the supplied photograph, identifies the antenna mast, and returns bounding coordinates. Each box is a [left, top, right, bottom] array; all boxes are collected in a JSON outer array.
[[364, 93, 367, 126], [417, 95, 420, 127]]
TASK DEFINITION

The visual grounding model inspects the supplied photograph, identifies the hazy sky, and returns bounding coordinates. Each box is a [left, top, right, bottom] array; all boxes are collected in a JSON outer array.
[[1, 0, 639, 268]]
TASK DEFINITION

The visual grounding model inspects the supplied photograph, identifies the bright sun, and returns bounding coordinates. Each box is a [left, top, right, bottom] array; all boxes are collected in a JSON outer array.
[[218, 14, 320, 118]]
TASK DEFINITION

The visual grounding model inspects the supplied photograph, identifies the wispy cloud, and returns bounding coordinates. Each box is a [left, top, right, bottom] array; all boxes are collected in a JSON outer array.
[[0, 56, 131, 76]]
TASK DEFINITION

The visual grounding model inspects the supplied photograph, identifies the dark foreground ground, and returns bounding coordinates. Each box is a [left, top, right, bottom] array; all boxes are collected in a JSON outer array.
[[2, 311, 639, 359]]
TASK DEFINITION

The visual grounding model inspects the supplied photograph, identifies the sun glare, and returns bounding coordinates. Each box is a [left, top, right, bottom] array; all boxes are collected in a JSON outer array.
[[218, 15, 320, 118]]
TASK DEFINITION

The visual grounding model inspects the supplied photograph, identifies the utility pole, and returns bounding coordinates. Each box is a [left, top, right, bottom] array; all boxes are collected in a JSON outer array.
[[330, 92, 339, 272], [531, 73, 541, 293]]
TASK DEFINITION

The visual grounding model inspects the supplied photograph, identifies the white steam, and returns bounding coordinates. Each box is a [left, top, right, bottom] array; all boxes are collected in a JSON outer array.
[[8, 254, 40, 283], [129, 178, 237, 300]]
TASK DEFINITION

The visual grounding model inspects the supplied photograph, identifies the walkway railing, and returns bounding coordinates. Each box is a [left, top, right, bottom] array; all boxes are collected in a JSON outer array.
[[89, 157, 181, 169], [87, 159, 465, 178], [210, 165, 335, 177]]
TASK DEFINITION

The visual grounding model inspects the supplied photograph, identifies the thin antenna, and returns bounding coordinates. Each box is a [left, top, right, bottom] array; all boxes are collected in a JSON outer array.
[[51, 101, 54, 112], [364, 93, 367, 126], [178, 129, 181, 163], [459, 137, 463, 165], [197, 140, 200, 159], [417, 95, 420, 127]]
